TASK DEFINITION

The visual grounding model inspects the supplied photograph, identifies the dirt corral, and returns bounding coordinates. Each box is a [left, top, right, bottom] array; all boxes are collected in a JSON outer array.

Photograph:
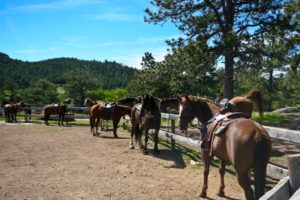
[[1, 124, 264, 200]]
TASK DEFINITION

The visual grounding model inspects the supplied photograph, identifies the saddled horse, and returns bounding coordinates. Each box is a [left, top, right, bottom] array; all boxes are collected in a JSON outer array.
[[130, 94, 161, 154], [43, 103, 68, 126], [90, 102, 131, 137], [2, 101, 26, 122], [84, 98, 108, 131], [178, 95, 271, 200], [227, 89, 263, 117]]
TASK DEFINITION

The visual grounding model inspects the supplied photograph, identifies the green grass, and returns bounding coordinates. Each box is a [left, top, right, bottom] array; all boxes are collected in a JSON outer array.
[[252, 112, 286, 126]]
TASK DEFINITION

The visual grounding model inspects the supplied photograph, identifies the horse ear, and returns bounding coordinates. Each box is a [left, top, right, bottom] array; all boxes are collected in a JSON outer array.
[[184, 95, 189, 101], [177, 96, 182, 103]]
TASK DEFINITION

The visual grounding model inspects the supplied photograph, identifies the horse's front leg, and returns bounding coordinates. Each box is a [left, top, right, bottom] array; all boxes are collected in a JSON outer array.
[[218, 160, 226, 197], [153, 128, 160, 154], [143, 129, 149, 155], [129, 124, 135, 149], [112, 118, 119, 138], [200, 148, 211, 198], [58, 115, 61, 126], [61, 114, 65, 126]]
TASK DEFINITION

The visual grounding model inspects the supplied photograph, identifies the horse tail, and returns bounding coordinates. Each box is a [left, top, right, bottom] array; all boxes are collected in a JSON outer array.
[[253, 135, 271, 199], [246, 89, 263, 117]]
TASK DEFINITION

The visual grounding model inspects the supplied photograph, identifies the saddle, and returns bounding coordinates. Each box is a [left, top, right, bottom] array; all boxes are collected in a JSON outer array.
[[100, 103, 115, 118], [201, 111, 249, 155]]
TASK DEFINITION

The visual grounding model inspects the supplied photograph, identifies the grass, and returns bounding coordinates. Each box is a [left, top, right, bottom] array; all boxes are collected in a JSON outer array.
[[252, 112, 286, 126]]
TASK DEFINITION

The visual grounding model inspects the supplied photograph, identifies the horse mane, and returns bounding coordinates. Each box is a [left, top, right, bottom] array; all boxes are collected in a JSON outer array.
[[187, 95, 221, 115]]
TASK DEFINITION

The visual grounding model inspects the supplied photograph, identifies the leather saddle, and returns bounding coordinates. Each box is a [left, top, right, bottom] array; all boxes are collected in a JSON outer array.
[[201, 111, 249, 153], [100, 103, 115, 118]]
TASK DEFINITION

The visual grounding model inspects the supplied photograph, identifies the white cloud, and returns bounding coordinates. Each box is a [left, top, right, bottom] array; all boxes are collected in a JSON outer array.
[[88, 12, 142, 22], [1, 0, 103, 13], [14, 47, 59, 54]]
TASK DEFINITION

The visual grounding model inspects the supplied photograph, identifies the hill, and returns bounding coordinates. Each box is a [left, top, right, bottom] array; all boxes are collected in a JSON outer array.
[[0, 52, 136, 89]]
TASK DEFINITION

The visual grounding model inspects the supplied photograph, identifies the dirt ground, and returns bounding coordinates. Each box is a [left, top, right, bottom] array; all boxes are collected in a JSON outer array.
[[0, 124, 252, 200]]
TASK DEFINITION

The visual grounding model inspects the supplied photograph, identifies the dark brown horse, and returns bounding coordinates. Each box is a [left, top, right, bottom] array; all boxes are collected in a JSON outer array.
[[159, 98, 179, 113], [178, 95, 271, 200], [117, 97, 141, 108], [90, 103, 131, 137], [43, 103, 68, 126], [229, 89, 263, 117], [2, 101, 26, 122], [130, 94, 161, 154]]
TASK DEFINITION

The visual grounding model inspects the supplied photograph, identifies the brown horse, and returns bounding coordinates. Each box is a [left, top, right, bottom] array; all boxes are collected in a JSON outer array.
[[84, 98, 108, 131], [2, 101, 26, 122], [229, 89, 263, 117], [43, 103, 68, 126], [90, 103, 131, 137], [178, 95, 271, 200], [130, 94, 161, 154]]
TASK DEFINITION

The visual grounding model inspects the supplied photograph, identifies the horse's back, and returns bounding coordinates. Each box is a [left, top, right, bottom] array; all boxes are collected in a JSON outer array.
[[212, 118, 270, 166]]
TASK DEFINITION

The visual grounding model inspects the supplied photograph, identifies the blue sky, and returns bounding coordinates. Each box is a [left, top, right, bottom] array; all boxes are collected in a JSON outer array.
[[0, 0, 181, 68]]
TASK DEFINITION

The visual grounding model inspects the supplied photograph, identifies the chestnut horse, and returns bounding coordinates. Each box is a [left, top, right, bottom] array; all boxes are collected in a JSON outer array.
[[229, 89, 263, 117], [44, 103, 68, 126], [84, 98, 108, 131], [178, 95, 271, 200], [130, 94, 161, 154], [2, 101, 26, 122], [90, 103, 131, 137]]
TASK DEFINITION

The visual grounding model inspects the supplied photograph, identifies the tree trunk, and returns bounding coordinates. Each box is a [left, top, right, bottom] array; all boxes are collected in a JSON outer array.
[[268, 68, 273, 111], [224, 50, 234, 99]]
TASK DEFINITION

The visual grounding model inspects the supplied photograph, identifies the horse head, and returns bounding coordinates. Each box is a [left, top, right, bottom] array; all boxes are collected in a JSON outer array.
[[178, 95, 195, 131]]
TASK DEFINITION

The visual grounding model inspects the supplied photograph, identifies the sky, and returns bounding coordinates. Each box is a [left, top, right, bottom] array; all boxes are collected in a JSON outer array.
[[0, 0, 182, 68]]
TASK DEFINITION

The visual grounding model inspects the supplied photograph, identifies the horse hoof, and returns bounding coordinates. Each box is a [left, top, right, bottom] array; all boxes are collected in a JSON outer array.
[[199, 192, 206, 198], [129, 145, 134, 149], [217, 191, 225, 197]]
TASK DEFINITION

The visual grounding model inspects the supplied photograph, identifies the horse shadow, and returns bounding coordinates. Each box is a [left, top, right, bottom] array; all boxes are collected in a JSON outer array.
[[94, 134, 129, 140], [146, 148, 187, 169]]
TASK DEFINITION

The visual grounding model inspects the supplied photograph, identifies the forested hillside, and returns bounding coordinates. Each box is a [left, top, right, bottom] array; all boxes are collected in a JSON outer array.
[[0, 52, 136, 89]]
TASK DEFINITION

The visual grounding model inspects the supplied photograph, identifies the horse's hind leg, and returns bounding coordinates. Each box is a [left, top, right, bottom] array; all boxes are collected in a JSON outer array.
[[218, 160, 226, 197], [153, 128, 160, 154], [200, 149, 211, 198], [236, 170, 255, 200]]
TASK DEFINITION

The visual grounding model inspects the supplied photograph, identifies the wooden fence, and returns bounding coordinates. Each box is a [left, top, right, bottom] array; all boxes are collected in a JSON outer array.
[[2, 106, 300, 198]]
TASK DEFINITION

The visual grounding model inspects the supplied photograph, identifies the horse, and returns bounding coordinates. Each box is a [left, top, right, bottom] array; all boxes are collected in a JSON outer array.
[[178, 95, 271, 200], [159, 98, 180, 113], [43, 103, 68, 126], [2, 101, 26, 122], [20, 102, 31, 122], [228, 89, 263, 117], [130, 94, 161, 154], [84, 98, 108, 131], [90, 102, 131, 137], [117, 97, 141, 108]]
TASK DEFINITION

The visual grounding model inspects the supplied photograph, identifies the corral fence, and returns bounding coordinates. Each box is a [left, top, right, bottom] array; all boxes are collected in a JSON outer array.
[[3, 106, 300, 199]]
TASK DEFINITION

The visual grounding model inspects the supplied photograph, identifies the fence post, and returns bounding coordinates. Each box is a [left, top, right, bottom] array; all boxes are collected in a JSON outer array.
[[288, 154, 300, 193], [170, 119, 176, 150]]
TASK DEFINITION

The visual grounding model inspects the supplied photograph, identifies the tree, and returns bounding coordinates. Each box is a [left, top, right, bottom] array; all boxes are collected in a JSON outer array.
[[64, 68, 101, 106], [145, 0, 289, 98], [24, 79, 59, 105]]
